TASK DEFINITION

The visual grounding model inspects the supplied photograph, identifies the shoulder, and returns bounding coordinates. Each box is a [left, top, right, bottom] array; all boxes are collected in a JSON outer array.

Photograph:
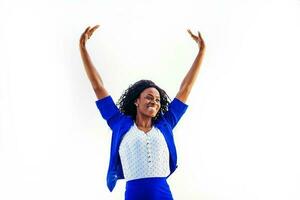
[[95, 95, 132, 130], [169, 97, 189, 110], [95, 95, 115, 108], [155, 98, 188, 130], [166, 97, 189, 118]]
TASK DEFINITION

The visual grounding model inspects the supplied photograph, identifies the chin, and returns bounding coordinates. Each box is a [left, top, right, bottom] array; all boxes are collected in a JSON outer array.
[[146, 112, 157, 118]]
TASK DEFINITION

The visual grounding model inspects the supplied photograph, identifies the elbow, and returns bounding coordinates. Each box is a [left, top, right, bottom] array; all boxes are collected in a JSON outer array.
[[176, 88, 191, 103], [94, 87, 109, 100], [179, 84, 192, 94]]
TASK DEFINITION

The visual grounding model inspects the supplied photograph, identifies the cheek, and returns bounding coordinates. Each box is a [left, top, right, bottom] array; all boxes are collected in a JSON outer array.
[[157, 104, 161, 110]]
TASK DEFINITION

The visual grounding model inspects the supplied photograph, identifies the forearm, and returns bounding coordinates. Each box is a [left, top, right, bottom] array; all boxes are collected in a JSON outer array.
[[179, 49, 204, 94], [79, 25, 109, 100], [80, 46, 104, 90]]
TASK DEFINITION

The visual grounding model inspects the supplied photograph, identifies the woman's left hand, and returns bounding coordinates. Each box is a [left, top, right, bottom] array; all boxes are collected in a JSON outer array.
[[187, 29, 205, 52]]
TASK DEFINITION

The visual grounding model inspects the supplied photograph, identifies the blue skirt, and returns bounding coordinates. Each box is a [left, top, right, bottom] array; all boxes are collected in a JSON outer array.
[[125, 177, 174, 200]]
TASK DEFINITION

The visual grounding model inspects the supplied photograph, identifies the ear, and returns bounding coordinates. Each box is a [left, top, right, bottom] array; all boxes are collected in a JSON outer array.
[[134, 99, 139, 107]]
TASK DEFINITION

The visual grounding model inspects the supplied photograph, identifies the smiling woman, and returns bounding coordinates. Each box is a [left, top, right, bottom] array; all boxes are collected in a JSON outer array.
[[79, 24, 205, 200], [117, 80, 170, 124]]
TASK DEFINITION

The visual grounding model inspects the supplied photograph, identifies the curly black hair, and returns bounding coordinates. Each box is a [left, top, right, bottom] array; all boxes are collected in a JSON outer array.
[[116, 80, 170, 121]]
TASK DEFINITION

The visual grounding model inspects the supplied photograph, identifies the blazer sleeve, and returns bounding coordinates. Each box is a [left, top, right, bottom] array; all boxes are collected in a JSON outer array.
[[95, 96, 123, 130], [163, 98, 188, 130]]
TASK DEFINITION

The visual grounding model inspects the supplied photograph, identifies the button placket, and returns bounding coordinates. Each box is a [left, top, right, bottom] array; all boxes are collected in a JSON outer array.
[[146, 135, 152, 164]]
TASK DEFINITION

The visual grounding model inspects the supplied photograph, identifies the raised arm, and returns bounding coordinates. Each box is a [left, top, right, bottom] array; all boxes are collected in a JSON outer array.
[[79, 25, 109, 100], [175, 29, 206, 103]]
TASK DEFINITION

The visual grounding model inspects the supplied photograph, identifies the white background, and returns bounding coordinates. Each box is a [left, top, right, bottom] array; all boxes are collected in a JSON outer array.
[[1, 0, 300, 199]]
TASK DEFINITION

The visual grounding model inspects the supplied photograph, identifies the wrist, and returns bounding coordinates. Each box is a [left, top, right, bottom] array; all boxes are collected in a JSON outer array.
[[198, 46, 205, 54], [79, 43, 87, 51]]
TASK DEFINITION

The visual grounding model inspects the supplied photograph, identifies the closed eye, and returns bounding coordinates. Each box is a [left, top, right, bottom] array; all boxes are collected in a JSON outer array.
[[145, 95, 160, 103]]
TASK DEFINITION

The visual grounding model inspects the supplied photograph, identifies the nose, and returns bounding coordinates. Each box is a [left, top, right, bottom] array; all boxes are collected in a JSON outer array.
[[149, 101, 155, 106], [151, 100, 160, 107], [148, 100, 157, 106]]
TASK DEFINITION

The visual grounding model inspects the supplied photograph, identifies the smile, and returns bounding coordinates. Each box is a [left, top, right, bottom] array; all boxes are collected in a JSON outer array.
[[147, 106, 156, 111]]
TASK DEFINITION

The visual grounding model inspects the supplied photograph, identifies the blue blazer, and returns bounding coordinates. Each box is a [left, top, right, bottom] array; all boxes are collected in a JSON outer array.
[[95, 95, 188, 192]]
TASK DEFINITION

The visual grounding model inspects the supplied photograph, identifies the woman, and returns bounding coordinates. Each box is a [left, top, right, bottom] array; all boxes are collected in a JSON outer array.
[[79, 25, 205, 200]]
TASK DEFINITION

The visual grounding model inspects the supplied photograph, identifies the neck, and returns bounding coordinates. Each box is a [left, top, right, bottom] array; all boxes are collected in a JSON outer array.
[[135, 115, 152, 128]]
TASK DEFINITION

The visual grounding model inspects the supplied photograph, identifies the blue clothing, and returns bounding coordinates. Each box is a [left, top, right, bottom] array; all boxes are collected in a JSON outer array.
[[125, 177, 173, 200], [95, 95, 188, 192]]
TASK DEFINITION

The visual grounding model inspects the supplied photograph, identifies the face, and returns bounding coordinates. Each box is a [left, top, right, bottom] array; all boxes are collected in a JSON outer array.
[[135, 87, 161, 118]]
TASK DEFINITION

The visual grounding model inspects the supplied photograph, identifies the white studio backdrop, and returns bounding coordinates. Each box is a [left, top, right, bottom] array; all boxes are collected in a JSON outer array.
[[0, 0, 300, 199]]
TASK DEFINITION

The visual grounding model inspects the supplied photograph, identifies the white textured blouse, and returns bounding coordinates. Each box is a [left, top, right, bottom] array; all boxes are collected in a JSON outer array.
[[118, 123, 170, 181]]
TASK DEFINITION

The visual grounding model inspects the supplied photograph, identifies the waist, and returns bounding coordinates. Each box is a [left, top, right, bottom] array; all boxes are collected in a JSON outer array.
[[126, 177, 167, 187], [125, 177, 173, 200]]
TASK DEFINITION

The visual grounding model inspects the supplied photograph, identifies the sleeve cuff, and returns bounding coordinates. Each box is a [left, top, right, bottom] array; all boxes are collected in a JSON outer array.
[[95, 96, 120, 121], [171, 98, 189, 113]]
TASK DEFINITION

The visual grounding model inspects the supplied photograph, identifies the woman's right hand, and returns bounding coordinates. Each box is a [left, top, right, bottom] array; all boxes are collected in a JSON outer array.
[[79, 25, 100, 48]]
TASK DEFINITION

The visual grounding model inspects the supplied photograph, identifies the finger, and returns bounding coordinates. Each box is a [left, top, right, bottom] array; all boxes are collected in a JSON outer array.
[[187, 29, 194, 37], [80, 26, 90, 41], [88, 25, 100, 39], [189, 30, 198, 41], [198, 31, 205, 45], [84, 26, 91, 34], [198, 31, 203, 41], [90, 25, 100, 34]]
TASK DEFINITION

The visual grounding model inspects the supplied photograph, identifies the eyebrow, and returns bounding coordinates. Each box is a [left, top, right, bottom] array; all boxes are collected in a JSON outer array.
[[146, 94, 160, 99]]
